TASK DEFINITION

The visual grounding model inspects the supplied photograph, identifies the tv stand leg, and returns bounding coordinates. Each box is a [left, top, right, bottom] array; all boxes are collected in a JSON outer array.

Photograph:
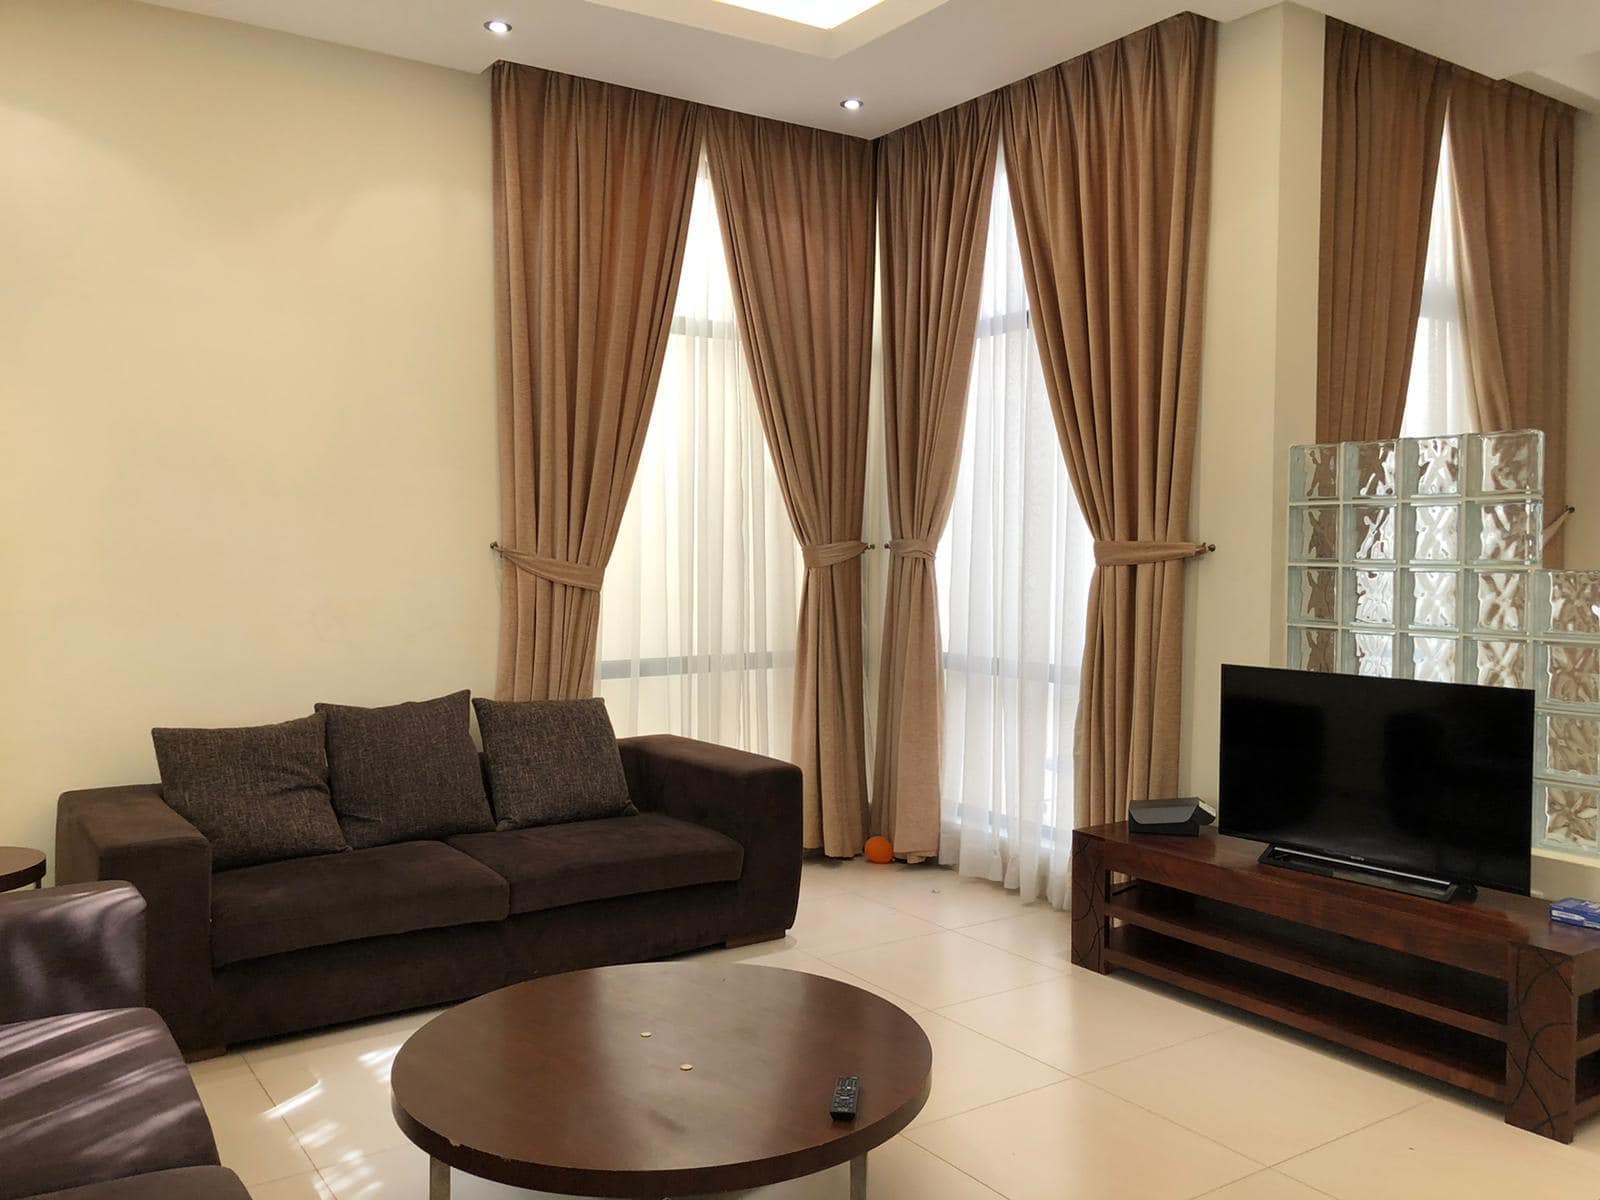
[[1070, 832, 1110, 974], [1505, 945, 1578, 1143]]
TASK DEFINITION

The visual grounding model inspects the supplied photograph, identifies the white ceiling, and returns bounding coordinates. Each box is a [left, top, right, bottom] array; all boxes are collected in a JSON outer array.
[[141, 0, 1600, 136]]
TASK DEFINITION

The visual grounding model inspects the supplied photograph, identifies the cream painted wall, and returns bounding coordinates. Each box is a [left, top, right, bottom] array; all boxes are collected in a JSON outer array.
[[1180, 3, 1324, 804], [0, 0, 498, 869]]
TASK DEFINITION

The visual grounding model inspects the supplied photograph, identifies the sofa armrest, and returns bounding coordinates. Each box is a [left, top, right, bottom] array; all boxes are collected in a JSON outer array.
[[0, 882, 145, 1024], [618, 735, 802, 940], [56, 786, 216, 1051]]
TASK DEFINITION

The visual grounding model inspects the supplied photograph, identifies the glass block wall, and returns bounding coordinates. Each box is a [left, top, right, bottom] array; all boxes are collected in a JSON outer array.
[[1285, 430, 1600, 859]]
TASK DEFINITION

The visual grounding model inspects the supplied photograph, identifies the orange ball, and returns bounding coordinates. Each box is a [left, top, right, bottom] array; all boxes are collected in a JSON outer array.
[[864, 836, 894, 864]]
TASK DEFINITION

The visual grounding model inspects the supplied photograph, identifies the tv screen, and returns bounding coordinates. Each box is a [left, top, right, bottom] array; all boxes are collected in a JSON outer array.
[[1219, 665, 1533, 895]]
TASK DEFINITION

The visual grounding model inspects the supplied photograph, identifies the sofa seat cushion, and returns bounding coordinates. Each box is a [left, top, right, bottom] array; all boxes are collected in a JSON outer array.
[[447, 814, 744, 915], [0, 1008, 219, 1200], [23, 1166, 250, 1200], [210, 841, 509, 967]]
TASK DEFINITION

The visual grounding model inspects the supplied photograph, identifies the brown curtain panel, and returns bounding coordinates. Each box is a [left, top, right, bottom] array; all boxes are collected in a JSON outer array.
[[1001, 12, 1216, 829], [1447, 74, 1575, 562], [704, 111, 876, 856], [871, 97, 1001, 862], [492, 63, 704, 700], [1316, 19, 1454, 444]]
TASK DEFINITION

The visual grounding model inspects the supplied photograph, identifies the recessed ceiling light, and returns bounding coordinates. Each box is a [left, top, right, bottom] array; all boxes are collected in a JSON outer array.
[[840, 97, 864, 111], [484, 19, 512, 34], [714, 1, 885, 31]]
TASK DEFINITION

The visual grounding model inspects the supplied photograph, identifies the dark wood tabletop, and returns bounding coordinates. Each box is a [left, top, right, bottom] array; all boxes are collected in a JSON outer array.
[[390, 961, 932, 1198], [0, 847, 45, 891]]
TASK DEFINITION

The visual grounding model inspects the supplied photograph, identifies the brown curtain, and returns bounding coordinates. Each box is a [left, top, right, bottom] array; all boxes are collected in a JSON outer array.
[[1001, 12, 1216, 829], [704, 111, 876, 856], [871, 97, 1001, 862], [1316, 19, 1454, 444], [492, 63, 704, 700], [1447, 74, 1575, 562]]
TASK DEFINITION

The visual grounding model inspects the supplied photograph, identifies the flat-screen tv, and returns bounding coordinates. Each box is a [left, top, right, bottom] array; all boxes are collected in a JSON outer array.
[[1219, 665, 1534, 895]]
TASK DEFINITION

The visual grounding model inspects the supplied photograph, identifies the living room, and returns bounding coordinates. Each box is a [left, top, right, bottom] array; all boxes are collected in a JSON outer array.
[[6, 0, 1600, 1197]]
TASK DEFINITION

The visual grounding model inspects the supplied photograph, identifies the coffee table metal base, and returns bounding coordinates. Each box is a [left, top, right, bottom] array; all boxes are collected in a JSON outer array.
[[426, 1153, 869, 1199]]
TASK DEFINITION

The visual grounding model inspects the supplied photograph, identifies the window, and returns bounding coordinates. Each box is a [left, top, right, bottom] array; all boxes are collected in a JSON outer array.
[[597, 159, 802, 757], [934, 155, 1096, 908], [1401, 128, 1475, 439]]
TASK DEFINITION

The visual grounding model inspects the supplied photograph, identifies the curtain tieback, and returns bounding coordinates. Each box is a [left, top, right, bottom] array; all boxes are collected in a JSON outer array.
[[1093, 539, 1215, 567], [888, 537, 937, 560], [1544, 506, 1576, 546], [802, 540, 868, 569], [490, 542, 604, 591]]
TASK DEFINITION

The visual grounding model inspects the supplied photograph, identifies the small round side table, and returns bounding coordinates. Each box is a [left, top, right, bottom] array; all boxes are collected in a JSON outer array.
[[0, 847, 46, 891]]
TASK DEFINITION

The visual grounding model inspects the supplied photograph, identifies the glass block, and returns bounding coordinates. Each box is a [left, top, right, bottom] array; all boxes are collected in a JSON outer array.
[[1290, 627, 1339, 673], [1347, 505, 1396, 562], [1404, 503, 1459, 563], [1543, 642, 1600, 706], [1475, 429, 1544, 495], [1288, 567, 1338, 625], [1347, 632, 1395, 677], [1473, 638, 1528, 688], [1407, 635, 1458, 683], [1472, 570, 1528, 633], [1345, 568, 1396, 626], [1544, 713, 1600, 779], [1290, 505, 1340, 562], [1345, 440, 1398, 498], [1471, 500, 1542, 564], [1545, 571, 1600, 637], [1407, 436, 1461, 497], [1406, 570, 1458, 630], [1291, 444, 1340, 501], [1542, 783, 1599, 851]]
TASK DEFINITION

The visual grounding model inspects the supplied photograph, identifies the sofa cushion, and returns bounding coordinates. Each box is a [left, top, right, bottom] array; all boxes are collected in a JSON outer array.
[[210, 841, 509, 967], [0, 1008, 219, 1200], [447, 813, 744, 915], [22, 1166, 250, 1200], [151, 715, 347, 870], [315, 691, 493, 849], [472, 697, 634, 829]]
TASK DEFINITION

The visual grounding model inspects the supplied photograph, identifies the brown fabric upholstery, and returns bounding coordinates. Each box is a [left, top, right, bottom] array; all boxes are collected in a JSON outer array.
[[21, 1167, 249, 1200], [0, 1008, 219, 1200], [448, 814, 743, 914], [56, 787, 214, 1051], [210, 841, 509, 967], [491, 63, 704, 701], [0, 884, 145, 1026], [472, 697, 633, 829]]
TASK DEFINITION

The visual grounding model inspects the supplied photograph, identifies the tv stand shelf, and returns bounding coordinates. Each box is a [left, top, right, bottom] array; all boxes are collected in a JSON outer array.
[[1072, 823, 1600, 1143]]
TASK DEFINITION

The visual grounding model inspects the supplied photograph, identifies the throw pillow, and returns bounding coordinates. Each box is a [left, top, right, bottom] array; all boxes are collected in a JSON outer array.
[[472, 697, 633, 829], [152, 714, 349, 871], [316, 690, 494, 849]]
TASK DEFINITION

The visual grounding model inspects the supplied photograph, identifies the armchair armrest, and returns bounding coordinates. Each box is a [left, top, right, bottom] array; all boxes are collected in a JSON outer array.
[[56, 786, 216, 1051], [619, 735, 802, 940], [0, 882, 145, 1024]]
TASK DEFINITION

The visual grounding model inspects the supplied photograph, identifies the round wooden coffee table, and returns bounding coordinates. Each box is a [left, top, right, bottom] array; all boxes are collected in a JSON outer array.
[[391, 962, 932, 1199], [0, 847, 45, 891]]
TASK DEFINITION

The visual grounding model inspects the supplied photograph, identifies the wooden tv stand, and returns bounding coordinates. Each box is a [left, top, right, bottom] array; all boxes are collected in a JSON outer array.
[[1071, 822, 1600, 1143]]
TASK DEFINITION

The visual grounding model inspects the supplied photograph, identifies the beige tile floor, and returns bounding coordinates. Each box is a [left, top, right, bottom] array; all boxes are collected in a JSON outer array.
[[197, 856, 1600, 1200]]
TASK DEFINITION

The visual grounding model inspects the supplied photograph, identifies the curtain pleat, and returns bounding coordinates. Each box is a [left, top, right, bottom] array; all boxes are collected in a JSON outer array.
[[1316, 19, 1454, 444], [492, 63, 704, 700], [872, 97, 1001, 862], [1000, 12, 1216, 829], [704, 111, 877, 856], [1447, 74, 1575, 562]]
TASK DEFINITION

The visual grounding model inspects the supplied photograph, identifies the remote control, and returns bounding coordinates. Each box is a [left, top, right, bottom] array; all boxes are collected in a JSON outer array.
[[830, 1074, 860, 1121]]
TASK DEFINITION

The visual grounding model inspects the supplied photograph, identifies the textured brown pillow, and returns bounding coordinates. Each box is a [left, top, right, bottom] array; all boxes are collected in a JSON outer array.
[[315, 690, 494, 849], [152, 715, 349, 870], [472, 697, 633, 829]]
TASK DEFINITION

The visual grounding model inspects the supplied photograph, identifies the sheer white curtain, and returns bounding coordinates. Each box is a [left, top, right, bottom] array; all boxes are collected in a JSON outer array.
[[1401, 127, 1476, 438], [936, 155, 1096, 908], [598, 157, 802, 756]]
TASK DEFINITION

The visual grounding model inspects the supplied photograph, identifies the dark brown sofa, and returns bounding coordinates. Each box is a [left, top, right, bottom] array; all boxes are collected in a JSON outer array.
[[0, 881, 248, 1200], [57, 734, 802, 1054]]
